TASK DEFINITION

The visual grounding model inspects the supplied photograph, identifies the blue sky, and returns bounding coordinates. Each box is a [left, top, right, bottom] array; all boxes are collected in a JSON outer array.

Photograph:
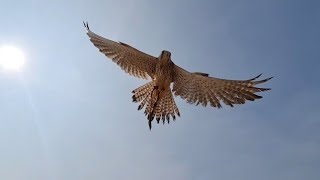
[[0, 0, 319, 179]]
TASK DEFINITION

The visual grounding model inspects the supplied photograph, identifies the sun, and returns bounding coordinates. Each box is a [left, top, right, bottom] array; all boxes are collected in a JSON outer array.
[[0, 45, 25, 71]]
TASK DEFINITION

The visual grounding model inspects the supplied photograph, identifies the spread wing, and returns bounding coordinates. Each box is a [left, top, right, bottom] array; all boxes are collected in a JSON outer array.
[[84, 22, 157, 79], [172, 65, 273, 108]]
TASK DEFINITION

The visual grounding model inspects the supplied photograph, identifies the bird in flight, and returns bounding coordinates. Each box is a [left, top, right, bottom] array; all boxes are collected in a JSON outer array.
[[84, 22, 272, 130]]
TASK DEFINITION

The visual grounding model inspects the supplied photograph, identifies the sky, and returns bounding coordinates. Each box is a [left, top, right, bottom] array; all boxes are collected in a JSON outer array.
[[0, 0, 319, 179]]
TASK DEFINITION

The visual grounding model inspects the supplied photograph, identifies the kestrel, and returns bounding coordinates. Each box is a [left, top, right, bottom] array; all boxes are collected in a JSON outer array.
[[84, 22, 272, 129]]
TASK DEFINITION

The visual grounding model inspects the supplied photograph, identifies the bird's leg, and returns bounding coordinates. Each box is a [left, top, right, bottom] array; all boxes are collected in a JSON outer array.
[[147, 87, 167, 130], [147, 88, 159, 120], [153, 85, 158, 91], [149, 85, 159, 114], [149, 89, 166, 116]]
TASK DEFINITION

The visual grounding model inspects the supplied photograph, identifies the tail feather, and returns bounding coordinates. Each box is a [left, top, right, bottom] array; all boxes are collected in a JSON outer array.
[[169, 90, 180, 117], [145, 87, 159, 119], [132, 82, 180, 129], [148, 89, 180, 126], [132, 81, 155, 102]]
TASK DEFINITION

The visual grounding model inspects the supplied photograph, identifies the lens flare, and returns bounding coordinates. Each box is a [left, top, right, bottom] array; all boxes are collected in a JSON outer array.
[[0, 45, 25, 71]]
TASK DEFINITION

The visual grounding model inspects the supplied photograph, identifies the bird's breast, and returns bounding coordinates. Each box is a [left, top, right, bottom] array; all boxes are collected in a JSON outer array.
[[155, 62, 174, 89]]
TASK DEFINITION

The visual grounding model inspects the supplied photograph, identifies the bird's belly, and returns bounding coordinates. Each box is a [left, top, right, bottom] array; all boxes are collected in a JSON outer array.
[[155, 67, 173, 90]]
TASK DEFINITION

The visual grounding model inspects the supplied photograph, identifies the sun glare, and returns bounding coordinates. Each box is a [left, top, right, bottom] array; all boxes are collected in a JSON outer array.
[[0, 45, 25, 71]]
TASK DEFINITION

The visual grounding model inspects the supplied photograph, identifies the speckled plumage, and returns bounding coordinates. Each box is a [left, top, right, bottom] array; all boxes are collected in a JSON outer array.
[[84, 22, 272, 130]]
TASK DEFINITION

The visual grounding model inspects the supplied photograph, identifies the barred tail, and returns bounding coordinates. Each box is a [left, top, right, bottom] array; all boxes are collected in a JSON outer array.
[[132, 82, 180, 130], [132, 81, 156, 104]]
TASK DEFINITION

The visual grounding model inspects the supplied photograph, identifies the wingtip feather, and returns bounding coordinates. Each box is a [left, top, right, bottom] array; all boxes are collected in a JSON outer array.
[[83, 21, 90, 31]]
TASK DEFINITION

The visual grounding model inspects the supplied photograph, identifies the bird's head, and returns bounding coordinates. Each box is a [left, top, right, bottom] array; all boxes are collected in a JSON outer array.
[[159, 50, 172, 62]]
